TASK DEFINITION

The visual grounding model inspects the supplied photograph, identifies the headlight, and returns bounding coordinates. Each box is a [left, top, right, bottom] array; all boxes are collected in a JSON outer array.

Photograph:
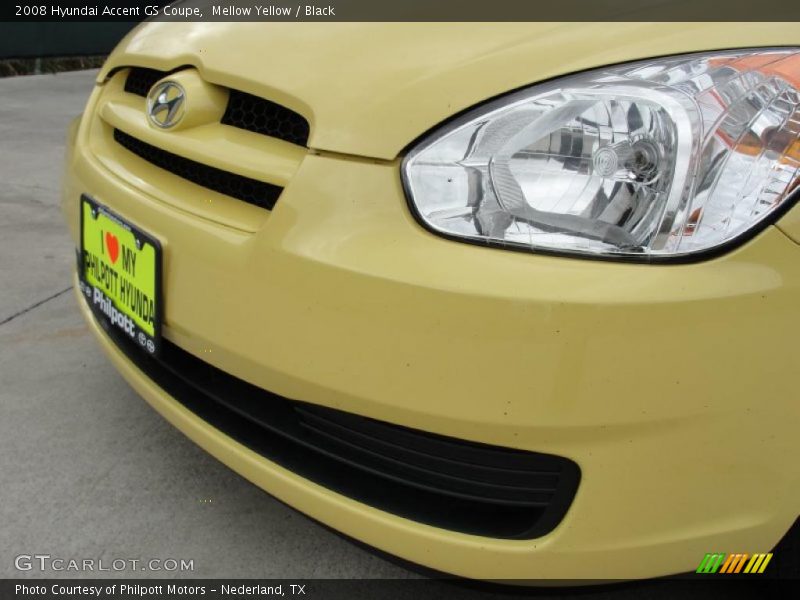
[[402, 49, 800, 261]]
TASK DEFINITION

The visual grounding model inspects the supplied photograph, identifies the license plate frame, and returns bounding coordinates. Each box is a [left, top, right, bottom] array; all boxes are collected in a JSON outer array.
[[78, 194, 162, 357]]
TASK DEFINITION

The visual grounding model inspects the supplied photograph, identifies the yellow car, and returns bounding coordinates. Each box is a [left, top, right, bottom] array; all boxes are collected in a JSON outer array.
[[62, 22, 800, 580]]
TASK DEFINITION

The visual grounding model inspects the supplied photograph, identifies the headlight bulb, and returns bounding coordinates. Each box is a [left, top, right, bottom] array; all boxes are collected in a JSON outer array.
[[593, 137, 662, 184]]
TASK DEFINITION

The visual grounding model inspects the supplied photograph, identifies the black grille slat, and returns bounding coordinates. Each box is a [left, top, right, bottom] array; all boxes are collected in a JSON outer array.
[[113, 129, 282, 210], [221, 89, 310, 147], [124, 67, 167, 97], [297, 402, 561, 472], [295, 406, 561, 492], [92, 309, 580, 539], [297, 418, 555, 506]]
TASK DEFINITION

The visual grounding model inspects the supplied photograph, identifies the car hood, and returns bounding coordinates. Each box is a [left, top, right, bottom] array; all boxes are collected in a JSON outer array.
[[100, 22, 799, 160]]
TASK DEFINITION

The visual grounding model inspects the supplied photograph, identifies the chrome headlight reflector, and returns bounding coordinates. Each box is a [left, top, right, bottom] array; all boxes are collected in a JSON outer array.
[[402, 49, 800, 260]]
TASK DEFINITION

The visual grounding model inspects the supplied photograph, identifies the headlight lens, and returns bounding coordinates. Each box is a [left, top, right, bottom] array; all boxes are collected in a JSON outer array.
[[402, 49, 800, 260]]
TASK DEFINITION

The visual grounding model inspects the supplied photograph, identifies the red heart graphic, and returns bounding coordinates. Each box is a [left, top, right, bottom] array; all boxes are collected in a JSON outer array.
[[105, 232, 120, 264]]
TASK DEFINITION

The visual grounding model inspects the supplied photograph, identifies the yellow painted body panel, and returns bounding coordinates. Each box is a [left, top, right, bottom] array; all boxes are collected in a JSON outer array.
[[64, 22, 800, 579]]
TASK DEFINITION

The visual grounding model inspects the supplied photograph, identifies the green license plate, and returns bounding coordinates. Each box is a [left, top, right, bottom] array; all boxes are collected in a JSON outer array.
[[79, 195, 162, 356]]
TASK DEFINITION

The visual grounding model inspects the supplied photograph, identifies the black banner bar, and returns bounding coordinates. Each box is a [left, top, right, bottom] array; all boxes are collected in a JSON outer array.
[[3, 579, 800, 600], [3, 0, 800, 22]]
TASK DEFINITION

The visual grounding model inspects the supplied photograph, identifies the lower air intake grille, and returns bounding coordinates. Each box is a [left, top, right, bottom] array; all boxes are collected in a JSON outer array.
[[113, 129, 282, 211], [96, 311, 580, 540]]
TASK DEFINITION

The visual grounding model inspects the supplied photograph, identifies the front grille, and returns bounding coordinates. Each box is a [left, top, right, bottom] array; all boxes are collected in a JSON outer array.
[[113, 129, 282, 211], [95, 310, 580, 540], [124, 67, 168, 97], [124, 67, 310, 147], [221, 90, 310, 147]]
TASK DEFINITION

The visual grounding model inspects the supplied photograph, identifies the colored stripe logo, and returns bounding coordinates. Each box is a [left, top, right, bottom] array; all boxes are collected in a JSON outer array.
[[696, 553, 773, 574]]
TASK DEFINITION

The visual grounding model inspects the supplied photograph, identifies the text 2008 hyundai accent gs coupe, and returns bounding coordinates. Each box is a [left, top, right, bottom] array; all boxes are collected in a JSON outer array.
[[62, 22, 800, 580]]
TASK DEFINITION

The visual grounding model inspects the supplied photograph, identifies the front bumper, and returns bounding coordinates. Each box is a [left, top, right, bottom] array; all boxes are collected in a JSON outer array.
[[64, 107, 800, 580]]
